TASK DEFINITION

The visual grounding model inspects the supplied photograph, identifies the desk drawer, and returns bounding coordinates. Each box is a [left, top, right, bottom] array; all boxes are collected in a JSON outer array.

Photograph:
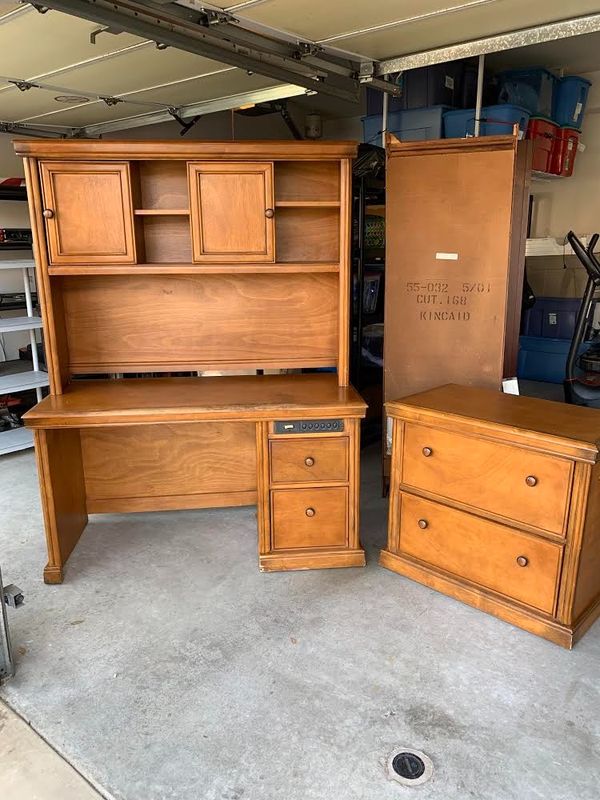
[[271, 487, 348, 550], [402, 423, 572, 534], [399, 493, 561, 614], [270, 437, 348, 484]]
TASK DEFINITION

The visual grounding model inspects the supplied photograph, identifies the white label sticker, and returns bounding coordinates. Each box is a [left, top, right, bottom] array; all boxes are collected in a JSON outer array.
[[445, 75, 455, 90], [574, 101, 583, 120], [502, 378, 520, 395], [548, 312, 558, 325], [435, 252, 459, 260]]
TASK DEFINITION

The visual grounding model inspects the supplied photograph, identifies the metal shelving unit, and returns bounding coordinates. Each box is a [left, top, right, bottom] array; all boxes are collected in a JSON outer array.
[[0, 259, 47, 454]]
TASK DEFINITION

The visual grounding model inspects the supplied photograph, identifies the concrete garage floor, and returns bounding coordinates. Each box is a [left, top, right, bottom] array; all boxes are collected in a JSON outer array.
[[1, 443, 599, 800]]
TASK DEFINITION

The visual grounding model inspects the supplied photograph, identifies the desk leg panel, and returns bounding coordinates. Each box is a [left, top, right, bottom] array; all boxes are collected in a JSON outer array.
[[33, 429, 88, 584]]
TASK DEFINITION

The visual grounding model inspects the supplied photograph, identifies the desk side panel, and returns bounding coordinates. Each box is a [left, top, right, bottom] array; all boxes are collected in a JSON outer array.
[[34, 429, 88, 583], [80, 421, 257, 512]]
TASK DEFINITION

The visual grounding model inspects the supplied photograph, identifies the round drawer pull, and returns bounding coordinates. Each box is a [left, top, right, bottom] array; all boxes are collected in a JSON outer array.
[[265, 208, 275, 219], [516, 555, 529, 567], [422, 447, 433, 457], [418, 518, 428, 529], [304, 456, 315, 467], [525, 475, 538, 487], [42, 208, 55, 219], [305, 507, 316, 518]]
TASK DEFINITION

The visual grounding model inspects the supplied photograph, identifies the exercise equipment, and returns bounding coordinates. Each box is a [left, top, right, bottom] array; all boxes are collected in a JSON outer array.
[[564, 231, 600, 407]]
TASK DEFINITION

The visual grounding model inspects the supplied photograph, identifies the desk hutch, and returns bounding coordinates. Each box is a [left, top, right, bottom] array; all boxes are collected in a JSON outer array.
[[15, 139, 366, 583]]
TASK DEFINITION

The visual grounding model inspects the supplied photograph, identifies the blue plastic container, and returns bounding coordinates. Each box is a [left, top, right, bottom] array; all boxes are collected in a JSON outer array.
[[443, 104, 530, 138], [553, 76, 592, 129], [517, 335, 587, 383], [497, 67, 557, 117], [362, 106, 448, 144], [521, 297, 583, 340]]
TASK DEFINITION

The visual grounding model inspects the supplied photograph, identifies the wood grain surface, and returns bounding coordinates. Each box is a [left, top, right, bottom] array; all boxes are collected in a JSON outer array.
[[402, 422, 572, 535], [398, 493, 561, 614], [81, 421, 256, 502], [60, 273, 338, 372], [271, 487, 348, 550], [23, 373, 367, 427]]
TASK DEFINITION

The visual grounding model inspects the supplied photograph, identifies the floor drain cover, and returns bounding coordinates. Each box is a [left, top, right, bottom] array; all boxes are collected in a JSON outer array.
[[387, 748, 433, 786]]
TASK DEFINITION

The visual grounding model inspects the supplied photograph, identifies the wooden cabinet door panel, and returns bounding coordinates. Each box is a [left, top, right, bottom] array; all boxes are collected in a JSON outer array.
[[40, 162, 136, 265], [188, 162, 274, 262]]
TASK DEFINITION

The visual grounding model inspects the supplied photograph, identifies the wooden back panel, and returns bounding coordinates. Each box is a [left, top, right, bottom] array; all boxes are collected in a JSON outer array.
[[61, 273, 339, 373], [384, 138, 524, 403]]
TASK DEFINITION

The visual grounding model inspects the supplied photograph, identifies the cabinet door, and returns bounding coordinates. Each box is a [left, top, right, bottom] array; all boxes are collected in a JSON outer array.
[[40, 162, 136, 265], [188, 162, 275, 262]]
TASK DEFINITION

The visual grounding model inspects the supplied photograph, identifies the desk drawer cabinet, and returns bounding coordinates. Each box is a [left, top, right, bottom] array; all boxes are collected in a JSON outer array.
[[381, 385, 600, 648], [259, 419, 363, 571]]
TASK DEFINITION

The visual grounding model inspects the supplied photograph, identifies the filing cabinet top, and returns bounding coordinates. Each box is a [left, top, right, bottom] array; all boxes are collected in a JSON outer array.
[[386, 384, 600, 463]]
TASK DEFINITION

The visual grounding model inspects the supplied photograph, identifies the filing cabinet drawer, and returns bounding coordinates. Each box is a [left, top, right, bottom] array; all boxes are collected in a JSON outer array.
[[402, 423, 572, 534], [270, 437, 348, 484], [271, 487, 348, 550], [398, 493, 562, 614]]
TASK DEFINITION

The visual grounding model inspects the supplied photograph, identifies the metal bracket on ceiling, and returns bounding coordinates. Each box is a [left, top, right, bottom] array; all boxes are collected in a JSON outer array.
[[90, 25, 123, 44], [167, 106, 201, 136], [100, 96, 123, 106], [357, 62, 402, 96], [10, 80, 36, 92]]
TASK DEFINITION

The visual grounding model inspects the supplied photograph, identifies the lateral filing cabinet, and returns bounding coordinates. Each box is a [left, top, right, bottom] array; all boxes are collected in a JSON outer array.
[[381, 384, 600, 648]]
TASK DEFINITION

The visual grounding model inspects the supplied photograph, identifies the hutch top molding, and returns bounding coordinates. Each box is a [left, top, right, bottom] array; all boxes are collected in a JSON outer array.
[[13, 140, 357, 161]]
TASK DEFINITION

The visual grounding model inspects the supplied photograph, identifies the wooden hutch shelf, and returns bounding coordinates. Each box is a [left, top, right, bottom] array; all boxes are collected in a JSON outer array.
[[15, 138, 366, 584], [46, 262, 341, 276]]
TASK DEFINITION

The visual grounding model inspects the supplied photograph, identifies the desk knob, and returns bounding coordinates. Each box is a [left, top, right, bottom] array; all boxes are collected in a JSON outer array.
[[422, 447, 433, 457], [516, 555, 529, 567], [265, 208, 275, 219], [525, 475, 538, 487], [304, 456, 315, 467], [305, 507, 316, 518], [43, 208, 55, 219], [418, 519, 428, 529]]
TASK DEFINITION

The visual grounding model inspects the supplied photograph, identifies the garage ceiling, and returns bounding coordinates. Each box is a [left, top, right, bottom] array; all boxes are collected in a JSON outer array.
[[1, 0, 599, 136]]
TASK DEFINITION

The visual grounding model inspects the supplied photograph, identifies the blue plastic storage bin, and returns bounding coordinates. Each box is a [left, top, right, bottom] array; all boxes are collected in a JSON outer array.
[[521, 297, 583, 340], [362, 106, 448, 144], [497, 67, 557, 117], [443, 105, 530, 138], [553, 76, 592, 129], [517, 335, 587, 383]]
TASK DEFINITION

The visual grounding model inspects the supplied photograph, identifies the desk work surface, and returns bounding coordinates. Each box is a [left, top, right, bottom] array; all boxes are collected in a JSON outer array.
[[24, 373, 367, 428]]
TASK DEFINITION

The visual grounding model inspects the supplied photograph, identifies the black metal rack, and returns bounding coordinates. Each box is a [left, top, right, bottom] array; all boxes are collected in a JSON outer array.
[[350, 144, 385, 438]]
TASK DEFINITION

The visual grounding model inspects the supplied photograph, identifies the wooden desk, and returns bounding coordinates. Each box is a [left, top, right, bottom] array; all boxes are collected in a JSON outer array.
[[15, 139, 365, 585], [25, 373, 366, 583], [382, 384, 600, 647]]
